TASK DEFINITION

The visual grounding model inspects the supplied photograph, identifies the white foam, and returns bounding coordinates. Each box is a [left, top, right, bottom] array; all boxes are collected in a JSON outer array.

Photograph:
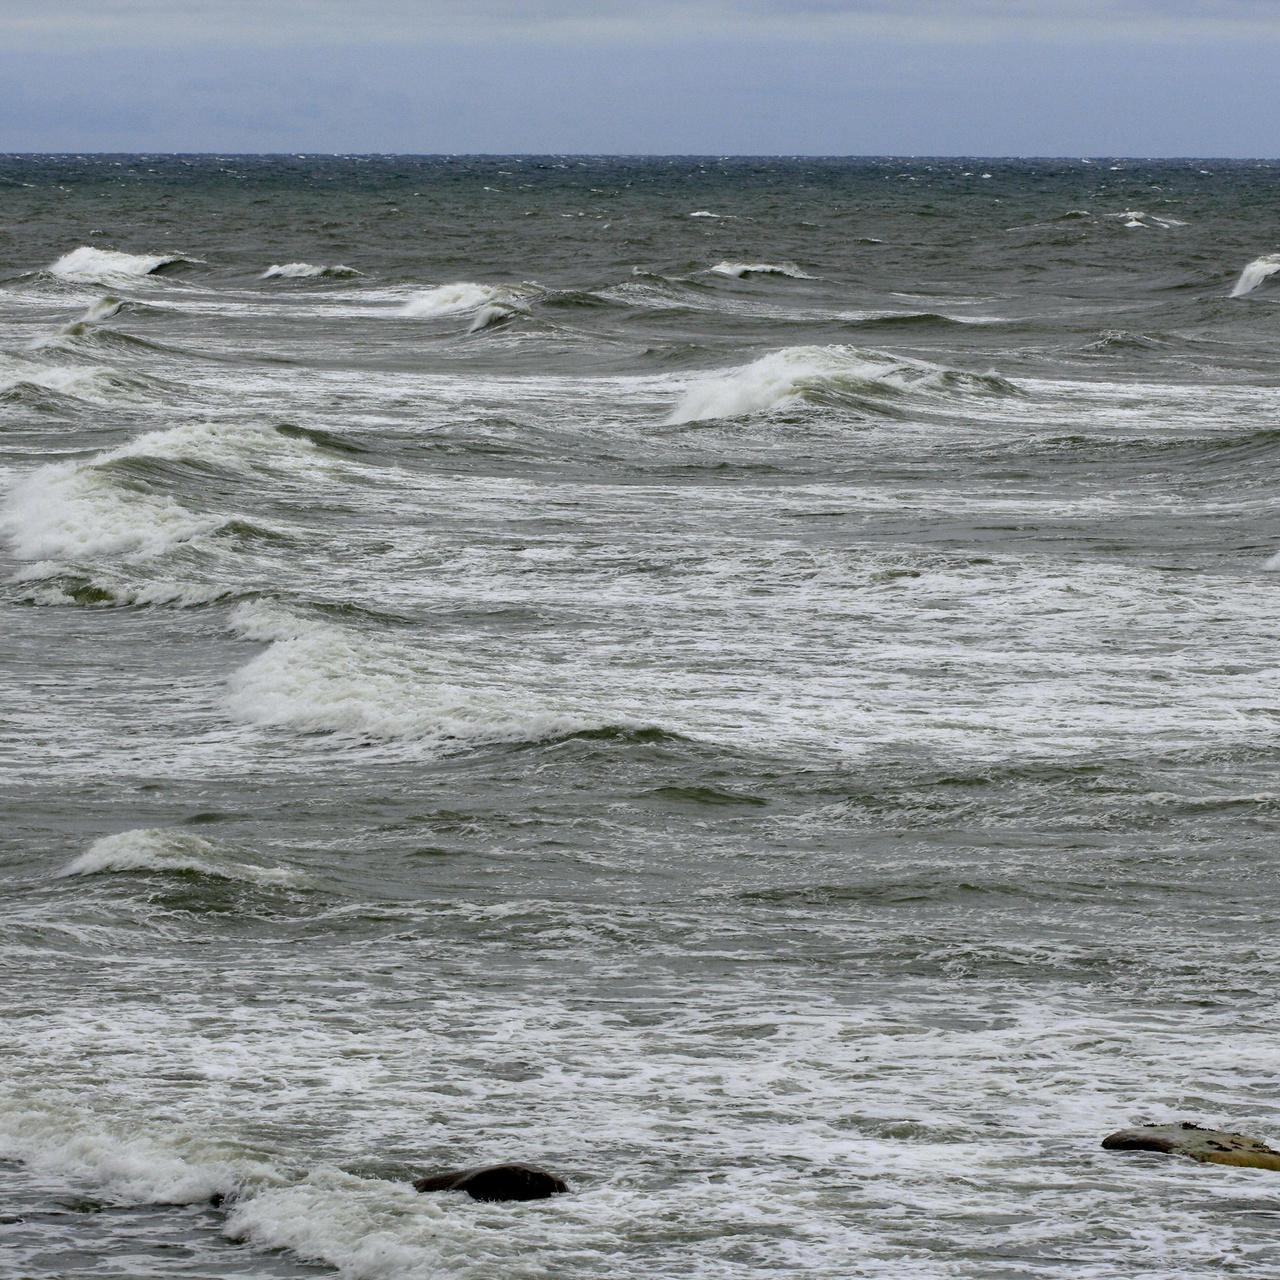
[[689, 210, 732, 218], [1230, 253, 1280, 298], [262, 262, 361, 280], [709, 261, 813, 279], [61, 828, 301, 886], [49, 246, 197, 284], [225, 600, 586, 749], [667, 345, 1012, 424]]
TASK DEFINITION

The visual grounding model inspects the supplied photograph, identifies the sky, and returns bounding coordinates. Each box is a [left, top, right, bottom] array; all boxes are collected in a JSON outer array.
[[1, 1, 1278, 155]]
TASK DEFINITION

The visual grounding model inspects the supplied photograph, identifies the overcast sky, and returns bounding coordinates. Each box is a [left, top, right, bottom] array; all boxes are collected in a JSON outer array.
[[2, 1, 1278, 154]]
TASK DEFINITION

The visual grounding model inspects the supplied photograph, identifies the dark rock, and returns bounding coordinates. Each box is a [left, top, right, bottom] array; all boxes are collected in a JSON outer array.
[[1102, 1122, 1280, 1171], [413, 1162, 569, 1201]]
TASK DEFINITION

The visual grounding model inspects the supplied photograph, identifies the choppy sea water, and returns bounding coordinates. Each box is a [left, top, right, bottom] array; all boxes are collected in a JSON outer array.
[[2, 155, 1280, 1278]]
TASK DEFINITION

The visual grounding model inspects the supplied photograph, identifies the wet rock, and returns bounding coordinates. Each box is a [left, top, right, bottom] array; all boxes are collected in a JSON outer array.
[[1102, 1122, 1280, 1171], [413, 1162, 568, 1201]]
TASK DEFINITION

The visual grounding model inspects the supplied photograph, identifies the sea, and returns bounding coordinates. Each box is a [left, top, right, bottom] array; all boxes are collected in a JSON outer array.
[[2, 155, 1279, 1279]]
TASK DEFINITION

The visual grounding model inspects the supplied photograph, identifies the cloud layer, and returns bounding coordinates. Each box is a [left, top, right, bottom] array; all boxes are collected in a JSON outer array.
[[1, 1, 1277, 152], [4, 0, 1280, 46]]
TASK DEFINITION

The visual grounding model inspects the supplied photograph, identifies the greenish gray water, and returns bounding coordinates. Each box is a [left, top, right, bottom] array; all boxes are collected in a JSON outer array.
[[2, 155, 1280, 1278]]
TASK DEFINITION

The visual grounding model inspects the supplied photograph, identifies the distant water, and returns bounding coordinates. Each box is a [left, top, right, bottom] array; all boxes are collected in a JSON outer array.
[[3, 155, 1280, 1279]]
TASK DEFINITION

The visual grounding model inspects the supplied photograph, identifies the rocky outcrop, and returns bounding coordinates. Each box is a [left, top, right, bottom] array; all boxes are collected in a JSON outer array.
[[413, 1163, 569, 1201], [1102, 1123, 1280, 1170]]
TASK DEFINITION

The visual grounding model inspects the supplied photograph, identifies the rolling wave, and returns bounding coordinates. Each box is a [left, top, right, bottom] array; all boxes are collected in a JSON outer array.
[[667, 345, 1019, 424], [400, 281, 531, 318], [710, 261, 813, 279], [224, 600, 592, 749], [0, 421, 317, 563], [262, 262, 361, 280], [49, 246, 201, 285], [61, 828, 301, 886], [0, 357, 139, 403]]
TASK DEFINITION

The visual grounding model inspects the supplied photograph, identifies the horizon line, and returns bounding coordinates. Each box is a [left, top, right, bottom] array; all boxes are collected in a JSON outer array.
[[2, 151, 1279, 162]]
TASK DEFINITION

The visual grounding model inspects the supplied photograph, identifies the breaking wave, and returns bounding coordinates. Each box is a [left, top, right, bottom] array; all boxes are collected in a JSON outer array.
[[401, 282, 530, 318], [467, 303, 519, 333], [0, 421, 313, 562], [1230, 253, 1280, 298], [1108, 211, 1187, 230], [61, 828, 301, 886], [0, 356, 137, 403], [667, 345, 1019, 424], [224, 600, 590, 750], [262, 262, 361, 280], [1, 459, 221, 561], [709, 261, 813, 279], [49, 246, 200, 284]]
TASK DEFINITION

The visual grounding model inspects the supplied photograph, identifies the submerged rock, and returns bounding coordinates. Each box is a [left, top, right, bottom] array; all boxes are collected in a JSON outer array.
[[413, 1162, 569, 1201], [1102, 1122, 1280, 1171]]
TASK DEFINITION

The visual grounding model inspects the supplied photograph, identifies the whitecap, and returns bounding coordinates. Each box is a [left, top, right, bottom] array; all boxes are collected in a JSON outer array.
[[61, 828, 301, 886], [1230, 253, 1280, 298], [689, 210, 734, 218], [261, 262, 361, 280], [49, 245, 199, 284], [666, 345, 1016, 425], [400, 282, 510, 318], [709, 261, 813, 279]]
